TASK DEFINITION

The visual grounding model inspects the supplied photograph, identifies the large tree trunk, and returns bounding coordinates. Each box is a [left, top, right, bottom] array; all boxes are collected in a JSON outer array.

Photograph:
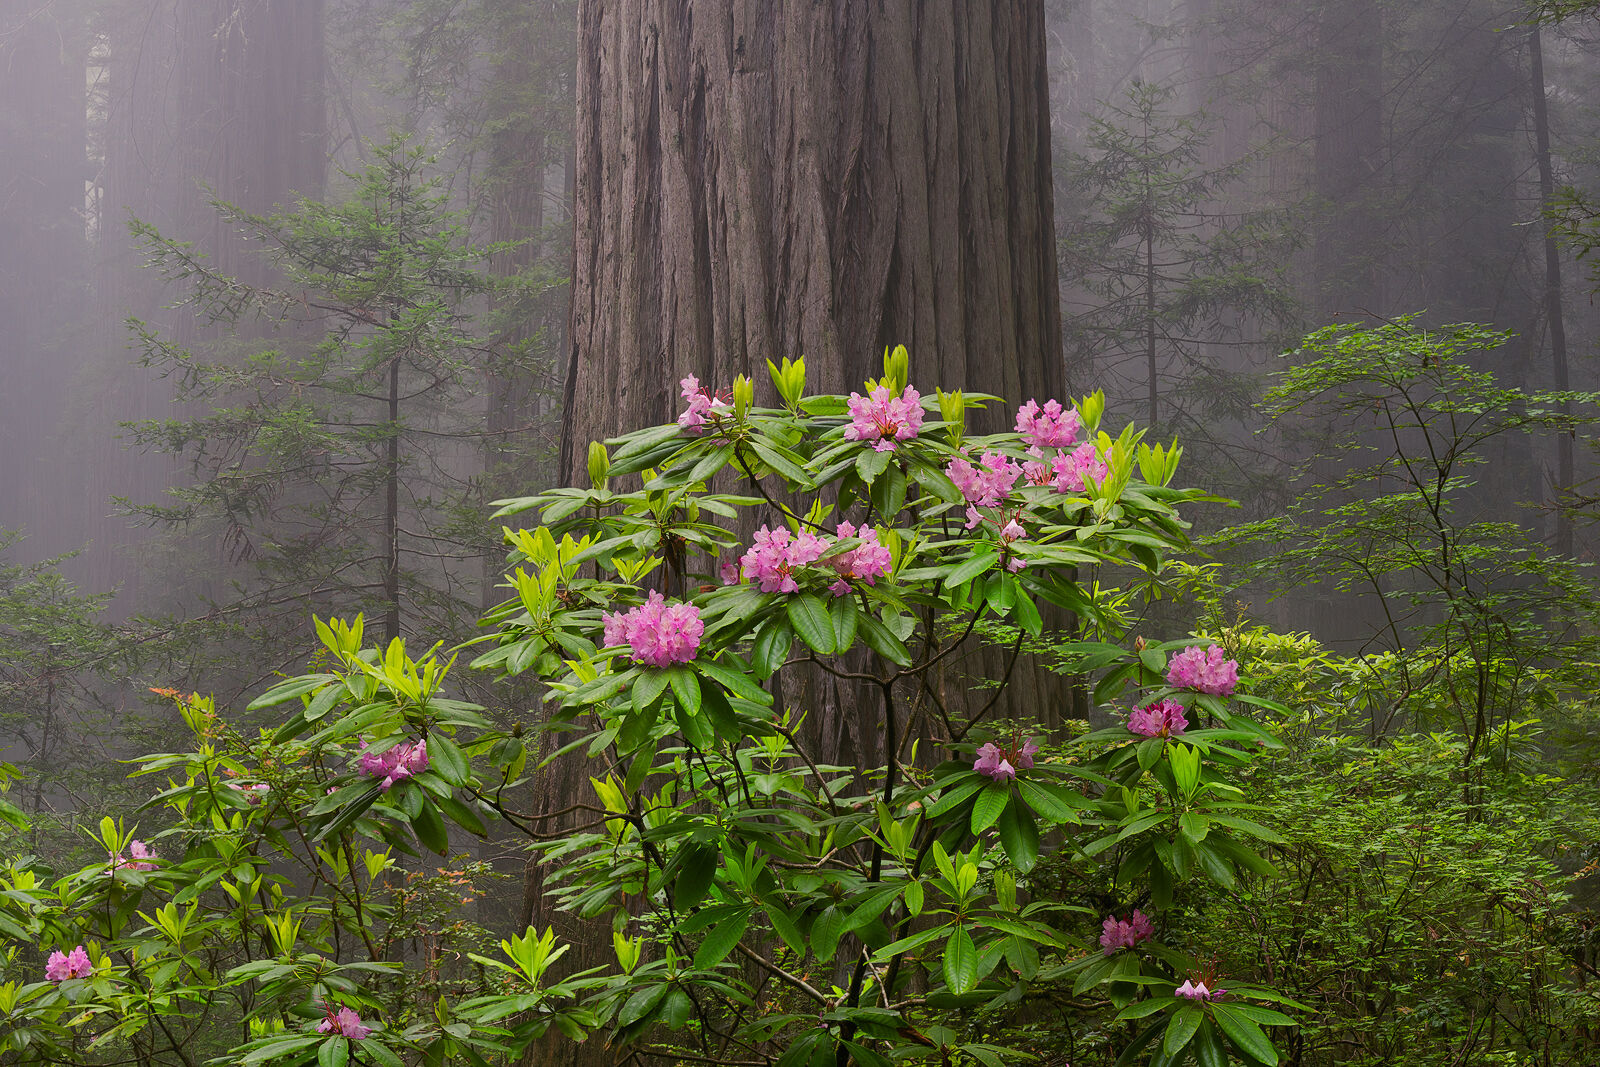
[[1312, 0, 1383, 321], [541, 5, 1065, 1062]]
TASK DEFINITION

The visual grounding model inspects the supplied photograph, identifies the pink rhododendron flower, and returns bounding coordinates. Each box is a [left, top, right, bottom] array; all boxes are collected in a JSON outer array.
[[739, 525, 829, 594], [1165, 645, 1239, 696], [972, 743, 1016, 782], [1127, 699, 1188, 738], [227, 782, 270, 804], [844, 385, 924, 451], [1099, 910, 1154, 954], [973, 737, 1039, 781], [111, 840, 158, 872], [318, 1006, 372, 1040], [1051, 441, 1108, 493], [1015, 399, 1081, 448], [719, 559, 741, 586], [45, 945, 92, 982], [602, 591, 704, 667], [827, 522, 893, 597], [1176, 979, 1225, 1002], [360, 739, 429, 791], [946, 450, 1020, 508], [677, 375, 730, 434]]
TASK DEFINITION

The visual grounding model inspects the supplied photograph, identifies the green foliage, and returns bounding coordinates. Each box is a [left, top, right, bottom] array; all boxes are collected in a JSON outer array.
[[1190, 626, 1600, 1067], [1221, 317, 1600, 753], [0, 356, 1298, 1065], [1059, 80, 1301, 499], [121, 134, 556, 691]]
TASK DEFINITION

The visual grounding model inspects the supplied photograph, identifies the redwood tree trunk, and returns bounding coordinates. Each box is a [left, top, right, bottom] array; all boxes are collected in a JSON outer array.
[[541, 7, 1066, 1062]]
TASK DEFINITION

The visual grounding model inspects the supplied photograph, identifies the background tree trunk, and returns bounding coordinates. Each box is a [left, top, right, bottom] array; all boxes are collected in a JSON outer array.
[[540, 5, 1068, 1062]]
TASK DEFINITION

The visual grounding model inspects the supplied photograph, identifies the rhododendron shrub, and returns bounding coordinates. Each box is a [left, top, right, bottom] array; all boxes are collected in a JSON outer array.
[[0, 347, 1299, 1066]]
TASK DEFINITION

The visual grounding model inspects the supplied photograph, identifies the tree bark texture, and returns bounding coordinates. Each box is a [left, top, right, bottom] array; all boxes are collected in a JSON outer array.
[[557, 2, 1069, 770], [539, 8, 1066, 1063], [560, 0, 1063, 468]]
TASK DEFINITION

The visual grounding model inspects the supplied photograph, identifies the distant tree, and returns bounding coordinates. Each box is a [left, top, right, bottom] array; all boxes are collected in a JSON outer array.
[[123, 137, 555, 697], [1058, 81, 1300, 498]]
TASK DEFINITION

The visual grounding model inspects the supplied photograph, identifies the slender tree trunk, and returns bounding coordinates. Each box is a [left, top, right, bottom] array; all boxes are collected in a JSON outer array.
[[1528, 23, 1572, 557], [384, 354, 402, 644]]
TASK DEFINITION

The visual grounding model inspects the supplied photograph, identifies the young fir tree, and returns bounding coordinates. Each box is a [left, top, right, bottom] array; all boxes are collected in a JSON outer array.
[[1058, 80, 1300, 504], [123, 137, 555, 696]]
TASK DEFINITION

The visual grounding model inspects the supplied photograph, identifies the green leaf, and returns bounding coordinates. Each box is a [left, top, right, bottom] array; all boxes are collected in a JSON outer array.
[[1212, 1003, 1279, 1066], [667, 667, 702, 715], [942, 925, 977, 994], [674, 844, 718, 910], [248, 674, 336, 711], [787, 594, 836, 654], [1017, 779, 1087, 824], [811, 906, 847, 961], [970, 783, 1011, 834], [829, 594, 858, 652], [435, 792, 488, 837], [697, 658, 772, 705], [411, 796, 450, 855], [857, 613, 913, 666], [766, 904, 805, 955], [944, 550, 997, 590], [632, 669, 671, 713], [617, 983, 669, 1028], [675, 701, 716, 750], [693, 910, 751, 969], [751, 619, 793, 679], [1164, 1005, 1204, 1058], [996, 798, 1040, 873], [318, 1037, 350, 1067], [869, 463, 907, 517], [428, 732, 470, 787]]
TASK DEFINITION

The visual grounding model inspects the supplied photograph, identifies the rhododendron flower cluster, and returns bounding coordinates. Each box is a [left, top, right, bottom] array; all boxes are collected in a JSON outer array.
[[973, 737, 1040, 782], [844, 385, 923, 451], [947, 450, 1021, 511], [227, 781, 270, 804], [1166, 645, 1239, 696], [110, 840, 157, 872], [318, 1006, 372, 1040], [602, 591, 704, 667], [1100, 910, 1154, 954], [1176, 979, 1225, 1001], [45, 945, 92, 982], [1049, 441, 1108, 493], [828, 522, 892, 596], [360, 738, 429, 790], [1015, 398, 1081, 448], [1127, 699, 1188, 738], [740, 525, 829, 594], [677, 375, 730, 434]]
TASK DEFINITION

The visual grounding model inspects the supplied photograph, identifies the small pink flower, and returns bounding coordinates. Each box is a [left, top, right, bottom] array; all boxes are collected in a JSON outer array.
[[45, 945, 92, 982], [318, 1005, 372, 1040], [946, 450, 1020, 508], [973, 736, 1039, 781], [844, 385, 924, 450], [1127, 699, 1188, 738], [1099, 910, 1154, 955], [827, 522, 893, 597], [739, 525, 829, 594], [1051, 442, 1108, 493], [973, 743, 1016, 783], [360, 738, 430, 791], [1176, 979, 1225, 1002], [109, 840, 158, 872], [227, 782, 270, 804], [719, 559, 741, 586], [678, 375, 730, 434], [602, 591, 704, 667], [1015, 399, 1081, 448], [1166, 646, 1239, 696]]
